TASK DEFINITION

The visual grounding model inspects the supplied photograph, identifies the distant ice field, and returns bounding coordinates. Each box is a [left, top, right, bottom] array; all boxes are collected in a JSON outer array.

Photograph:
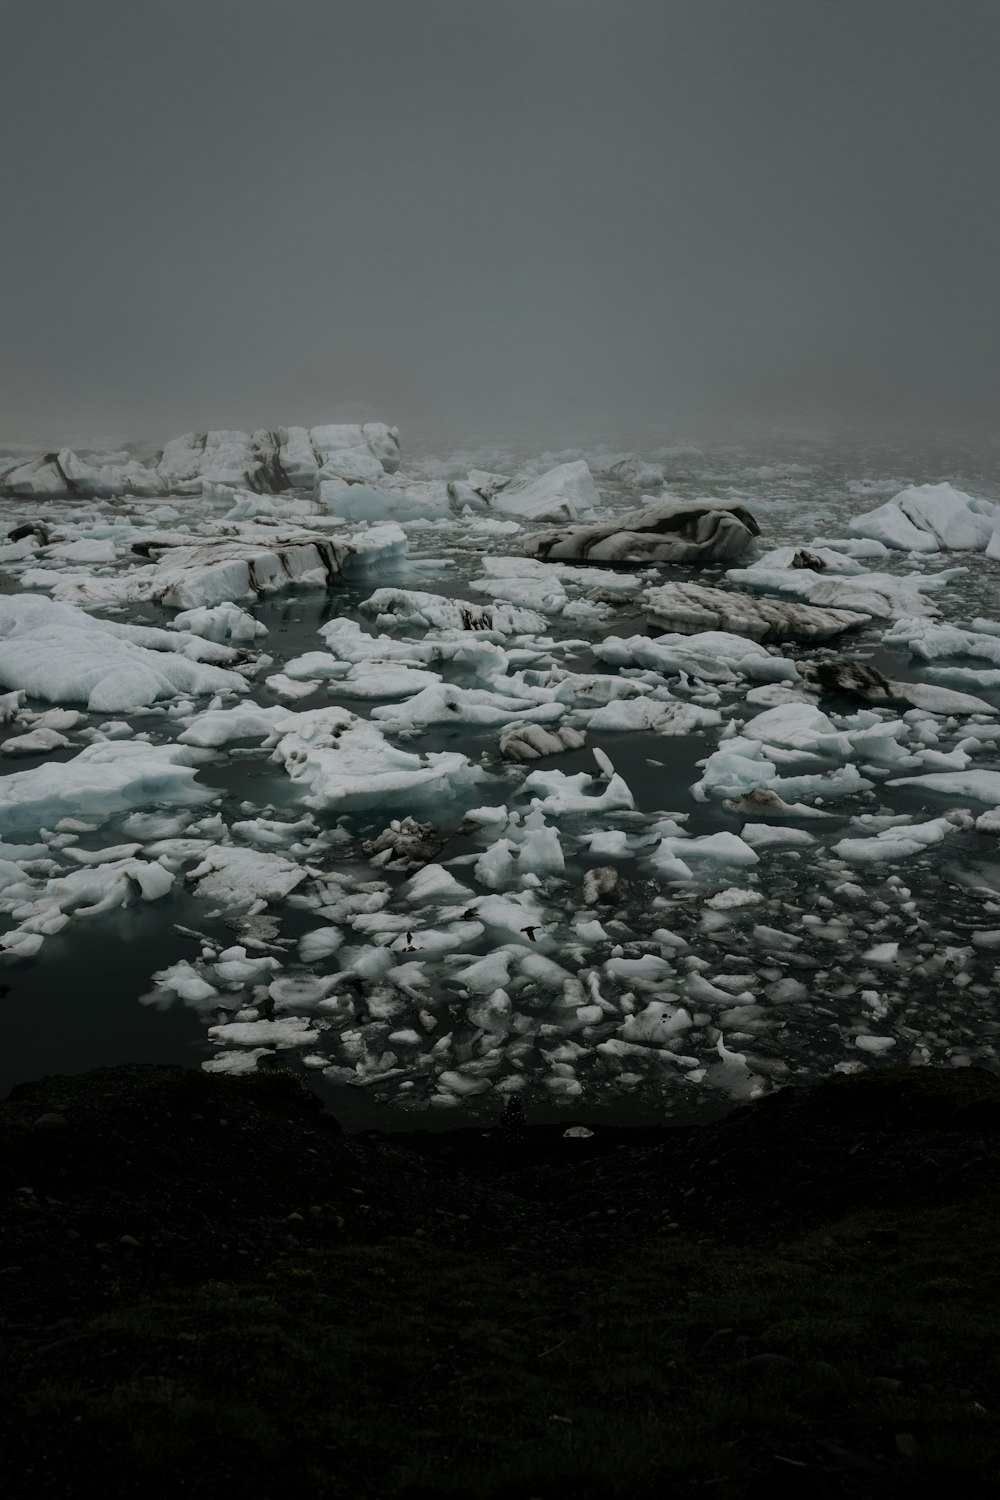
[[2, 428, 1000, 1130]]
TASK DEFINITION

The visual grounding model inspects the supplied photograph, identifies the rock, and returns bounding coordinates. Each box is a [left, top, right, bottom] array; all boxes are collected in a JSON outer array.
[[362, 817, 447, 870], [643, 582, 869, 643], [33, 1113, 68, 1130], [525, 500, 760, 565], [583, 866, 623, 905]]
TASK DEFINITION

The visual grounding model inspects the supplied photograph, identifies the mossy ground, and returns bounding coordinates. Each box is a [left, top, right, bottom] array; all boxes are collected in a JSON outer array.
[[2, 1064, 999, 1497]]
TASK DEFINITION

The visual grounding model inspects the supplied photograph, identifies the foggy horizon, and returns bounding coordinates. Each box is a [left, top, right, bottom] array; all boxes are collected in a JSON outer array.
[[4, 0, 999, 451]]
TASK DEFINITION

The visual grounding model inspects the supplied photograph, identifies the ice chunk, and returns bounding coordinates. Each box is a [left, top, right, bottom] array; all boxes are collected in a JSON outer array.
[[523, 750, 634, 817], [500, 723, 587, 760], [886, 770, 1000, 804], [595, 631, 796, 684], [726, 561, 951, 621], [269, 705, 485, 812], [361, 587, 545, 636], [1, 726, 70, 756], [855, 1034, 897, 1052], [492, 461, 599, 521], [832, 813, 963, 862], [739, 822, 816, 849], [209, 1017, 321, 1047], [621, 1002, 693, 1044], [172, 602, 266, 644], [848, 483, 998, 552], [0, 740, 212, 836], [186, 846, 308, 909]]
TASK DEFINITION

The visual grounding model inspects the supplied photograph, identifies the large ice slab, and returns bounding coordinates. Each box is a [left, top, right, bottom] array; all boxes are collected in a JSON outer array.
[[0, 594, 248, 709], [886, 770, 1000, 803], [186, 845, 308, 909], [643, 582, 869, 642], [0, 741, 212, 836], [525, 500, 760, 565], [831, 814, 964, 863], [42, 524, 407, 610]]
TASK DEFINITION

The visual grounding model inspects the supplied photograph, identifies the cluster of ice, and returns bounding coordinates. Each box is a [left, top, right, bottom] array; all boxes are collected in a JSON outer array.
[[0, 423, 401, 499], [6, 426, 1000, 1110]]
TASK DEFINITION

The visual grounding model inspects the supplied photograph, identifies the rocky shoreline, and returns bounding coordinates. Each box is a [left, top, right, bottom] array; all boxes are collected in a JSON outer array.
[[2, 1061, 999, 1496]]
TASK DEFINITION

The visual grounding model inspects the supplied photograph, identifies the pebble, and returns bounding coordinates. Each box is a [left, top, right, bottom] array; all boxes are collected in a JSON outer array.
[[119, 1235, 140, 1248], [33, 1113, 67, 1131]]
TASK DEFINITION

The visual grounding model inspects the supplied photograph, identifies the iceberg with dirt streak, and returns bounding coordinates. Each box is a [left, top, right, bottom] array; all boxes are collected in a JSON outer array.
[[526, 500, 760, 564]]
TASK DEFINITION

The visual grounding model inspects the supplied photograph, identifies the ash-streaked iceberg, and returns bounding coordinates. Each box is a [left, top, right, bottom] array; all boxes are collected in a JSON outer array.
[[525, 500, 760, 565], [643, 581, 869, 643]]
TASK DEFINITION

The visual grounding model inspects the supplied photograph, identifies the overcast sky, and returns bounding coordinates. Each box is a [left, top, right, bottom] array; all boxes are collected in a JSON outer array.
[[3, 0, 999, 447]]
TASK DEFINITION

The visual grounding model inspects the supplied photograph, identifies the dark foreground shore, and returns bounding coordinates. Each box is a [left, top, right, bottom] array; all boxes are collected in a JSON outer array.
[[2, 1062, 998, 1498]]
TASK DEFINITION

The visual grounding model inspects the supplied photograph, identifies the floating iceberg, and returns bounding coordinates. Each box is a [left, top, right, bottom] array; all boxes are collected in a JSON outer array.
[[0, 423, 401, 499], [525, 500, 760, 565], [0, 594, 248, 710], [185, 845, 308, 910], [727, 559, 953, 620], [491, 461, 600, 521], [361, 586, 545, 635], [268, 706, 486, 813], [643, 581, 869, 642], [848, 483, 999, 553], [0, 741, 213, 836]]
